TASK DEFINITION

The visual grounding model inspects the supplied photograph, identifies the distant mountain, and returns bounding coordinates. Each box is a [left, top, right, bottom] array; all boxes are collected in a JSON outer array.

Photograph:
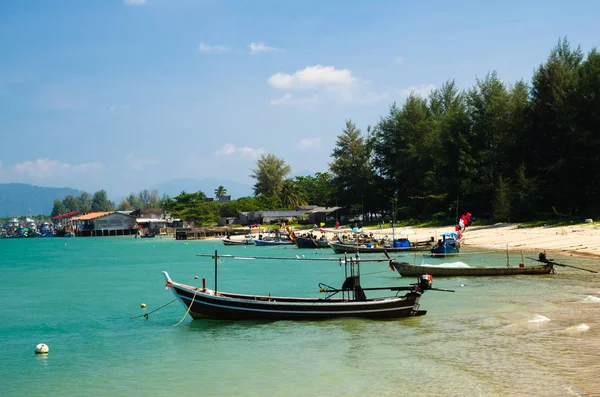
[[0, 183, 82, 216], [150, 178, 254, 199]]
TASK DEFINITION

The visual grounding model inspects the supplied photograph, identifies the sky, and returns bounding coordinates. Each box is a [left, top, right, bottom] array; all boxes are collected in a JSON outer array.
[[1, 0, 599, 197]]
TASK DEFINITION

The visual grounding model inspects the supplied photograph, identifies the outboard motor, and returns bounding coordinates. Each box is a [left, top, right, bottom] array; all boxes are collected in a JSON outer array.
[[418, 274, 433, 291]]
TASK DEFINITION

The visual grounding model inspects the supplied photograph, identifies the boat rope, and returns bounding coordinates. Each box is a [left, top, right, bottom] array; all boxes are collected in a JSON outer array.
[[173, 288, 198, 327], [129, 299, 177, 320]]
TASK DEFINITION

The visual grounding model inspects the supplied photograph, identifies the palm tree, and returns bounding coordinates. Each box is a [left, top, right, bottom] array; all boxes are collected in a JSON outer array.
[[279, 179, 306, 209], [214, 185, 227, 198]]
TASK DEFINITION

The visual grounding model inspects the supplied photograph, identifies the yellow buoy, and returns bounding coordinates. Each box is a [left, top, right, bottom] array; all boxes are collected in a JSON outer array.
[[140, 303, 147, 309], [35, 343, 49, 354]]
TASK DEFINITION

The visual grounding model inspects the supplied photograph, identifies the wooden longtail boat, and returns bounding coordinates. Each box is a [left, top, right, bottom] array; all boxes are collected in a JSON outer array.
[[163, 252, 452, 321], [253, 238, 294, 246], [391, 261, 554, 277], [328, 240, 432, 254], [287, 228, 330, 249]]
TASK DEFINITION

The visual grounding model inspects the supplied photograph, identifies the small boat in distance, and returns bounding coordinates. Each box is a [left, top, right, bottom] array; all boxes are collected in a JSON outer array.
[[222, 235, 255, 245], [429, 232, 460, 257], [162, 251, 453, 321], [328, 239, 433, 254], [253, 231, 294, 246], [141, 231, 156, 238], [287, 228, 330, 248]]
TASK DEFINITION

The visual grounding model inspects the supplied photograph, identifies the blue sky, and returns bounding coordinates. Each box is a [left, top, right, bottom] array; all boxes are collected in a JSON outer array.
[[0, 0, 598, 197]]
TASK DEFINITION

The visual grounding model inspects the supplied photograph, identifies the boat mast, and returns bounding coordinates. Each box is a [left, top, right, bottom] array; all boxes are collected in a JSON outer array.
[[392, 196, 397, 242], [213, 249, 218, 293]]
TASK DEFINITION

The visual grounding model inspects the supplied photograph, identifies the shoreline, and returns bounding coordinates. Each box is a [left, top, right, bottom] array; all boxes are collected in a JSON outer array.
[[374, 223, 600, 259], [213, 222, 600, 259]]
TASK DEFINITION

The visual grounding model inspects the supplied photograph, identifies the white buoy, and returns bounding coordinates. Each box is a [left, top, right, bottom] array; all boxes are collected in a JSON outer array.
[[194, 276, 199, 279], [35, 343, 49, 354]]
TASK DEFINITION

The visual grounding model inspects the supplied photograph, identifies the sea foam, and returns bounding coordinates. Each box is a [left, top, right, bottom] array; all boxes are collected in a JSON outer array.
[[529, 315, 550, 323], [583, 295, 600, 303], [564, 324, 590, 333]]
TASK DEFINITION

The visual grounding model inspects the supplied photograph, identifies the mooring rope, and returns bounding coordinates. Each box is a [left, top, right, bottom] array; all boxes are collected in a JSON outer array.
[[129, 299, 177, 320], [173, 288, 198, 327]]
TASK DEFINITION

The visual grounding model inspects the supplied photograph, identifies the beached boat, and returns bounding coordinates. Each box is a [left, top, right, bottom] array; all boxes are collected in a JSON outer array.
[[391, 261, 554, 277], [162, 252, 451, 320], [328, 239, 433, 254], [429, 232, 460, 257]]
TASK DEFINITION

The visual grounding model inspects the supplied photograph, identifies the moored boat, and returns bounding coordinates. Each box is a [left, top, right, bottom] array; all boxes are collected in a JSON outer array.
[[253, 235, 294, 246], [222, 235, 254, 245], [429, 232, 460, 257], [163, 252, 452, 321], [287, 228, 330, 248], [392, 261, 554, 277], [328, 239, 432, 254]]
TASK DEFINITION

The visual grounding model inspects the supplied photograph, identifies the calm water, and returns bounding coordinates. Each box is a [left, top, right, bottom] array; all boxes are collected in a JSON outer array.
[[1, 237, 599, 396]]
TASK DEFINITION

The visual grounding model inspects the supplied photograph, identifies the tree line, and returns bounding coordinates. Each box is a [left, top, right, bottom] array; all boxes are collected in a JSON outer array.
[[250, 38, 600, 224], [50, 39, 600, 226]]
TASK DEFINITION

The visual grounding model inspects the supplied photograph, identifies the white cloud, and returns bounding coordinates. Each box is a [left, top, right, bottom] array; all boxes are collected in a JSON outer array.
[[398, 84, 436, 98], [124, 0, 147, 5], [198, 43, 231, 53], [213, 144, 264, 159], [268, 65, 391, 106], [11, 158, 103, 179], [395, 56, 404, 65], [298, 137, 321, 150], [125, 153, 158, 172], [248, 42, 283, 53], [268, 65, 356, 90]]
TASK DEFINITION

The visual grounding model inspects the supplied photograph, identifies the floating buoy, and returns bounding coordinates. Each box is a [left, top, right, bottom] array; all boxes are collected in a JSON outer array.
[[140, 303, 147, 309], [194, 276, 199, 279], [35, 343, 49, 354]]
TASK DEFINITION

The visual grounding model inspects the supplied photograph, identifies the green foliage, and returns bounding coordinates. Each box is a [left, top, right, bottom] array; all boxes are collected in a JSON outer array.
[[214, 185, 227, 198], [117, 199, 134, 211], [91, 190, 114, 212], [330, 120, 374, 218], [250, 153, 291, 197], [51, 199, 66, 217], [62, 195, 79, 212], [492, 175, 511, 222], [279, 179, 306, 209], [293, 172, 334, 206]]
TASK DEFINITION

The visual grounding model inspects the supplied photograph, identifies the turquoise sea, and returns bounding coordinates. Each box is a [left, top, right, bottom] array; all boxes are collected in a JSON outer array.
[[1, 236, 599, 396]]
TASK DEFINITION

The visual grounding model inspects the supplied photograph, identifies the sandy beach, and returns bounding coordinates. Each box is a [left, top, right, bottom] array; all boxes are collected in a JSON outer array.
[[238, 222, 600, 259], [366, 222, 600, 259]]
